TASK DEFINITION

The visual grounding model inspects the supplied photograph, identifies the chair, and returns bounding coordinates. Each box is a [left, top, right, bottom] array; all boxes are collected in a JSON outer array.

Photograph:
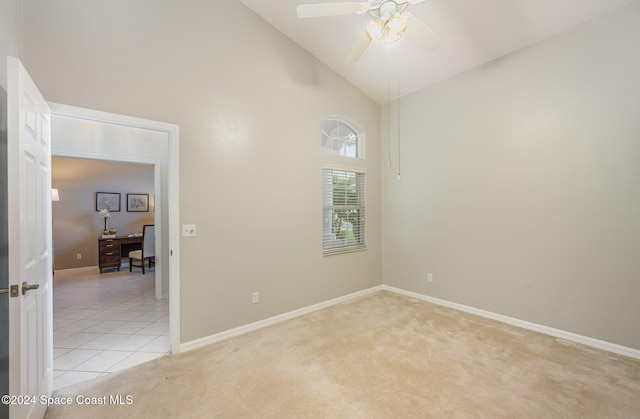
[[129, 224, 155, 274]]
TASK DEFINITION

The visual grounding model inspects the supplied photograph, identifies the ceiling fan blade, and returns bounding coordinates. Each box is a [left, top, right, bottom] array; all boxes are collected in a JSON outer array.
[[296, 2, 367, 18], [404, 14, 442, 51], [344, 31, 371, 63], [405, 0, 427, 4]]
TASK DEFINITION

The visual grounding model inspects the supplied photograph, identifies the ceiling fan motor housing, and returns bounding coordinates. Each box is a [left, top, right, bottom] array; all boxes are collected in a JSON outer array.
[[297, 0, 440, 62], [372, 1, 409, 22]]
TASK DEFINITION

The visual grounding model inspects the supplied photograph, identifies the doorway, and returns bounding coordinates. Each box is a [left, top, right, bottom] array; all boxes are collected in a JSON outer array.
[[49, 103, 180, 389], [51, 157, 167, 389]]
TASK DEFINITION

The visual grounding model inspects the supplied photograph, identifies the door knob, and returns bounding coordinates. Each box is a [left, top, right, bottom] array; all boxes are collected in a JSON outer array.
[[22, 281, 39, 295]]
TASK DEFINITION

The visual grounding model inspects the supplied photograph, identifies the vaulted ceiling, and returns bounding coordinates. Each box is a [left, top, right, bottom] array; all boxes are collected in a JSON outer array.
[[238, 0, 634, 104]]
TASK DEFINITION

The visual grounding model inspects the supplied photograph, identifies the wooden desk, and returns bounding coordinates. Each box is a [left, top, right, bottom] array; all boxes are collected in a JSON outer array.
[[119, 235, 144, 258], [98, 235, 143, 273]]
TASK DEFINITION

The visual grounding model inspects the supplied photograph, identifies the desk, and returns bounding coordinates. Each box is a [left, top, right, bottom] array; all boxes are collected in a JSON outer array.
[[119, 235, 143, 258], [98, 235, 143, 273]]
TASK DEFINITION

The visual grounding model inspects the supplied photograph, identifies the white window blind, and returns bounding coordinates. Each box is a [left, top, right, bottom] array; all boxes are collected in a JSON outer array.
[[322, 166, 366, 255]]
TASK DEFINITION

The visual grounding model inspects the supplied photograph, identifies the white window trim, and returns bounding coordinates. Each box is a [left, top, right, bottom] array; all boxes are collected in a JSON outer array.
[[321, 117, 366, 160], [322, 163, 367, 174], [322, 163, 367, 256]]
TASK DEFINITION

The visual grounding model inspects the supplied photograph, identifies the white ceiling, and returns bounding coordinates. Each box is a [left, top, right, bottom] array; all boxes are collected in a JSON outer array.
[[238, 0, 635, 104]]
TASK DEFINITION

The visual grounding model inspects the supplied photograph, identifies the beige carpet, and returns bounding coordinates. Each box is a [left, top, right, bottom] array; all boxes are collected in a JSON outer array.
[[45, 291, 640, 418]]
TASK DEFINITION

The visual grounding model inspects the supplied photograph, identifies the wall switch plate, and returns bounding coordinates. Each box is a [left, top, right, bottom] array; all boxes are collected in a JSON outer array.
[[252, 292, 259, 304], [182, 224, 196, 237], [76, 253, 82, 260], [427, 273, 433, 282]]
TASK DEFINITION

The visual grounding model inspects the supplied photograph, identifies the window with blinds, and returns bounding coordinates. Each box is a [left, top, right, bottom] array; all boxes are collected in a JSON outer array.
[[322, 166, 366, 255]]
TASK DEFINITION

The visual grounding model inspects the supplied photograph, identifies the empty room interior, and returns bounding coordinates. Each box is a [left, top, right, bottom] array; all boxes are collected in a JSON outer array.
[[2, 0, 640, 417]]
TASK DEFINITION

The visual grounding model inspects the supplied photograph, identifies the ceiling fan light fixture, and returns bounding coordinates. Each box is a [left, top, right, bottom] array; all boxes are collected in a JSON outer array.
[[366, 20, 385, 40], [297, 0, 441, 63], [387, 12, 407, 32], [381, 13, 407, 44], [383, 27, 404, 44]]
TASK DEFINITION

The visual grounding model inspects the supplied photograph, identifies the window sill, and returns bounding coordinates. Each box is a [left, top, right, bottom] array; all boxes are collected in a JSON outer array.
[[323, 246, 367, 257]]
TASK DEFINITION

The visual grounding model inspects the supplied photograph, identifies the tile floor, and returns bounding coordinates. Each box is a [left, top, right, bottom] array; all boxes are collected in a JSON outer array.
[[53, 266, 170, 390]]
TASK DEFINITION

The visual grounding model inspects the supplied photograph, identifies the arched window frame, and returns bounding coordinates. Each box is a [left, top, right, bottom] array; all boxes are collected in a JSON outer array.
[[320, 116, 367, 255], [321, 117, 366, 160]]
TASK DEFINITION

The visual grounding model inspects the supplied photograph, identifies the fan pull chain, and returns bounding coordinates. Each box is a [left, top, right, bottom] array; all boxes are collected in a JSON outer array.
[[387, 45, 392, 169], [396, 43, 401, 182]]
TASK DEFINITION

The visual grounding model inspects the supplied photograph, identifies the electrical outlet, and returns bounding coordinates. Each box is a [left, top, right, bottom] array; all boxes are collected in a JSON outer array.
[[252, 291, 259, 304], [427, 273, 433, 282], [76, 253, 82, 260], [182, 224, 196, 237]]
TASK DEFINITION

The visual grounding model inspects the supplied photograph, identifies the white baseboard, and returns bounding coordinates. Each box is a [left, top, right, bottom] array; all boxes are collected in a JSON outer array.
[[54, 266, 99, 275], [180, 285, 383, 353], [180, 283, 640, 361], [382, 285, 640, 361]]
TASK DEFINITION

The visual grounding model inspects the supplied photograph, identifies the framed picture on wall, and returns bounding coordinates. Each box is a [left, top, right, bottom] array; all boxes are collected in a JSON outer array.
[[127, 193, 149, 212], [96, 192, 121, 211]]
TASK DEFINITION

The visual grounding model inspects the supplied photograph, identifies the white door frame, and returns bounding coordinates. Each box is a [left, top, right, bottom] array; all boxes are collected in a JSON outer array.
[[48, 103, 181, 354]]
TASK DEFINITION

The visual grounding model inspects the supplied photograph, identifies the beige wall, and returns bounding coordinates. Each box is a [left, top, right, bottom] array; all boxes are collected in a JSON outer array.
[[0, 0, 22, 90], [23, 0, 382, 342], [20, 0, 640, 351], [52, 157, 154, 270], [382, 5, 640, 350]]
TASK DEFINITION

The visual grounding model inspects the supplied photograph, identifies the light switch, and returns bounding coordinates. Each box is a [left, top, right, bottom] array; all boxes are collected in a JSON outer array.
[[182, 224, 196, 237]]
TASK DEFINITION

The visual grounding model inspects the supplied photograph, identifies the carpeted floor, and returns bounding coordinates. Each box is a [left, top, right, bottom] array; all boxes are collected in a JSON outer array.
[[45, 291, 640, 418]]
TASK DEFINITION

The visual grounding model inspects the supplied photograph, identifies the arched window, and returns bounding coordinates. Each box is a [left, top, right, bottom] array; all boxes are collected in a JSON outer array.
[[320, 117, 366, 255], [321, 117, 364, 159]]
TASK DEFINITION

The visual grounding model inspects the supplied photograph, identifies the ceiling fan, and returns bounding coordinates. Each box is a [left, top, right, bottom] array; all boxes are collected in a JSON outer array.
[[296, 0, 442, 63]]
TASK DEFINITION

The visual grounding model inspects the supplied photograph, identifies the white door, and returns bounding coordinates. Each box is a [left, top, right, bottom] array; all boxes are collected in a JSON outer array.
[[7, 57, 53, 419]]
